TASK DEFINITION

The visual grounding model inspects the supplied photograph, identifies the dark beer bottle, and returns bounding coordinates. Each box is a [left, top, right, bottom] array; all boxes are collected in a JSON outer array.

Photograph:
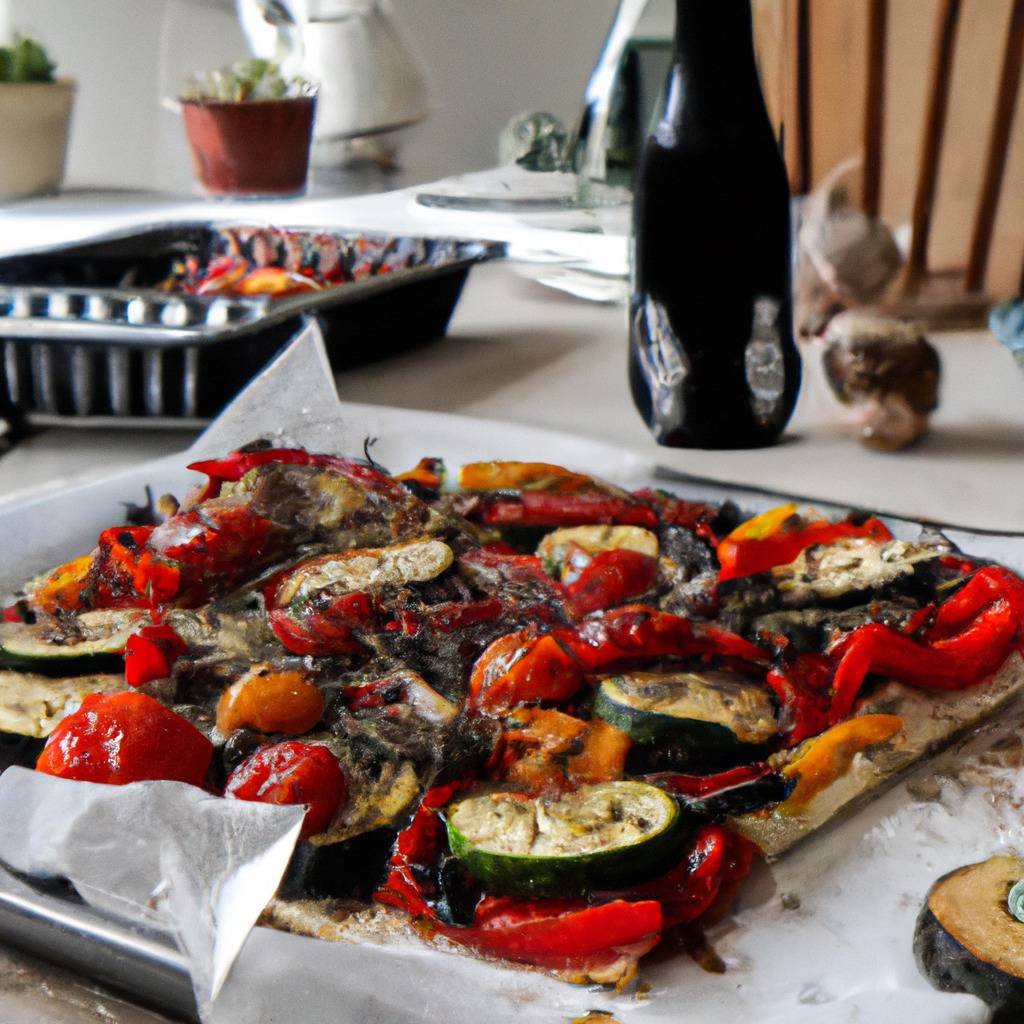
[[629, 0, 801, 448]]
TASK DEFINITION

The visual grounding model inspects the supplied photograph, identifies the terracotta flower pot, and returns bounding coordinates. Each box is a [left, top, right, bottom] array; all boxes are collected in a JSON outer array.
[[0, 78, 74, 201], [182, 96, 316, 197]]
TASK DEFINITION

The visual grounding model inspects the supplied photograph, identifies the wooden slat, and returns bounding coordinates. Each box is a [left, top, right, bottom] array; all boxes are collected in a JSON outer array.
[[964, 0, 1024, 292], [794, 0, 813, 194], [862, 0, 888, 217], [904, 0, 963, 295]]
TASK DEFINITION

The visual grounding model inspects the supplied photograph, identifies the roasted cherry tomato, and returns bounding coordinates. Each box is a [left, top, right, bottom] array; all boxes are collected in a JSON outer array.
[[35, 691, 213, 787], [216, 667, 324, 736], [224, 741, 347, 839]]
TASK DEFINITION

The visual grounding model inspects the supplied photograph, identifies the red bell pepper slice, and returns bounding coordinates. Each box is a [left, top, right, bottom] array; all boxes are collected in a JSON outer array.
[[717, 506, 893, 582], [187, 448, 410, 504], [764, 653, 834, 745], [469, 629, 585, 713], [464, 896, 662, 971], [36, 691, 212, 788], [124, 624, 188, 687], [828, 566, 1024, 721], [648, 763, 774, 800], [562, 605, 768, 671], [563, 550, 658, 619], [478, 492, 659, 529], [268, 590, 377, 656]]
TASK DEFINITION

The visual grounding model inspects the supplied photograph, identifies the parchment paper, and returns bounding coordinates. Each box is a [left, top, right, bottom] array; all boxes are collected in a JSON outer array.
[[2, 319, 1020, 1023]]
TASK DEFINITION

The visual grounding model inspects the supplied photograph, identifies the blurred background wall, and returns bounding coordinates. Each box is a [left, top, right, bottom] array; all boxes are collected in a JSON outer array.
[[0, 0, 619, 192]]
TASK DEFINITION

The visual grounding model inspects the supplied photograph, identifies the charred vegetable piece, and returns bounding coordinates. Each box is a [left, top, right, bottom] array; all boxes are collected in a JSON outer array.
[[0, 671, 126, 739], [0, 609, 148, 675], [915, 856, 1024, 1021], [770, 536, 941, 607], [225, 740, 348, 840], [124, 624, 187, 687], [716, 504, 893, 582], [216, 666, 324, 736], [35, 691, 213, 787], [537, 525, 659, 578], [444, 781, 684, 898], [459, 462, 599, 493], [595, 671, 778, 767]]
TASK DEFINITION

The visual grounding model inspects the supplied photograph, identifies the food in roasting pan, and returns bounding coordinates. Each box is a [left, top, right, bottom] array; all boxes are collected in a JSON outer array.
[[3, 447, 1023, 992]]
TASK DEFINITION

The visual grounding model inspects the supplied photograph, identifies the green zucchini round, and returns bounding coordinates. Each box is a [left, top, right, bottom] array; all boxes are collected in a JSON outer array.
[[595, 671, 778, 766], [445, 780, 684, 898], [914, 855, 1024, 1021], [0, 610, 145, 676]]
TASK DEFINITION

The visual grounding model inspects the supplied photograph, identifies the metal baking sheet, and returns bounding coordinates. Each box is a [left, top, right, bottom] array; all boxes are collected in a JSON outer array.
[[1, 325, 1021, 1023], [0, 224, 503, 424]]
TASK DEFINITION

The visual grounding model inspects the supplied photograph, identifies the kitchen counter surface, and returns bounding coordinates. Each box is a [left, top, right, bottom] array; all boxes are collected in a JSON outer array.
[[1, 256, 1023, 1022]]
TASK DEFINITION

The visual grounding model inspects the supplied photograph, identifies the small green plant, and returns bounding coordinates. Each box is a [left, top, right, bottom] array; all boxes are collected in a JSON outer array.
[[181, 59, 313, 103], [0, 35, 55, 83]]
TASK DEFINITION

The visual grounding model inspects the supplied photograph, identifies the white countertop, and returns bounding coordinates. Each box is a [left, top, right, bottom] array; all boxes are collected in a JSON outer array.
[[1, 252, 1023, 1024], [3, 259, 1023, 530]]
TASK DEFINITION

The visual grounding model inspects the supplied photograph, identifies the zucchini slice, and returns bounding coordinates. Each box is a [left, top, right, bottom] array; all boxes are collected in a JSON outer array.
[[595, 671, 778, 764], [0, 609, 147, 676], [445, 780, 683, 898], [915, 855, 1024, 1020]]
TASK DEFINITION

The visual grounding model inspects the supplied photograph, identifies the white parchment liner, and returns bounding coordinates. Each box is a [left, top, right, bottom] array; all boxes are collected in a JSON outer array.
[[3, 320, 1023, 1022]]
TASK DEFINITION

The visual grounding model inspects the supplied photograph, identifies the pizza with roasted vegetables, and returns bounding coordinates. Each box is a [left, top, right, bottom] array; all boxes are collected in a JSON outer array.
[[3, 445, 1023, 987]]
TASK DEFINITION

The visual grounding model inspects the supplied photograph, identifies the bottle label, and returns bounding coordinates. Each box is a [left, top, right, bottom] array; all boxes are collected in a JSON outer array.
[[633, 295, 691, 421], [745, 296, 786, 419]]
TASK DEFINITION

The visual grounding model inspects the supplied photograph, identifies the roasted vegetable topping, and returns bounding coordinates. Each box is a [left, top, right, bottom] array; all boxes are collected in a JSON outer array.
[[216, 667, 324, 735], [11, 443, 1024, 982], [225, 740, 347, 839], [35, 691, 213, 787]]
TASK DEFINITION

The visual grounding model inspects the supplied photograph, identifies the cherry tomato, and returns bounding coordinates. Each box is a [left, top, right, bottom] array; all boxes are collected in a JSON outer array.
[[36, 691, 213, 787], [224, 741, 347, 839], [216, 667, 324, 735]]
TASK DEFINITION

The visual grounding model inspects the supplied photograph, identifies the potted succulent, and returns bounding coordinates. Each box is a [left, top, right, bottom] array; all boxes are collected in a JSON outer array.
[[0, 35, 74, 201], [180, 59, 317, 198]]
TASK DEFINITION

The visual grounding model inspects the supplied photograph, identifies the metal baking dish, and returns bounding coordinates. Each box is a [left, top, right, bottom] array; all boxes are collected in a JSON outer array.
[[0, 225, 503, 427]]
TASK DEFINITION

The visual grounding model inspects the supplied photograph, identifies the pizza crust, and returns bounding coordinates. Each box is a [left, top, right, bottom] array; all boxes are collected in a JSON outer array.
[[730, 651, 1024, 857]]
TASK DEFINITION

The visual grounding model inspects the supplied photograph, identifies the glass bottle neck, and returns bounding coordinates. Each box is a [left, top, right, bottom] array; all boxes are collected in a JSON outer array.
[[662, 0, 769, 130]]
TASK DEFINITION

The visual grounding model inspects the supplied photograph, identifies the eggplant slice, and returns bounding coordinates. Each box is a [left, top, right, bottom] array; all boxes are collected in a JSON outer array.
[[915, 855, 1024, 1021]]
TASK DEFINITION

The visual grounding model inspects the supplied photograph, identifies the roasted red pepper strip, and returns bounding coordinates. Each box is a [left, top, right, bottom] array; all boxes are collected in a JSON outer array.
[[124, 624, 187, 687], [478, 492, 658, 529], [563, 550, 658, 619], [649, 763, 774, 799], [464, 896, 662, 971], [561, 605, 768, 672], [597, 825, 730, 929], [828, 566, 1024, 721], [268, 590, 377, 656], [717, 508, 893, 582], [631, 488, 721, 542], [469, 606, 767, 714], [469, 629, 584, 713], [187, 448, 411, 504], [376, 783, 662, 972], [764, 654, 834, 745]]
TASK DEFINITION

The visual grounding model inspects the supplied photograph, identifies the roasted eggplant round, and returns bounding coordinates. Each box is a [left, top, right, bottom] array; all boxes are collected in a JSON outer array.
[[914, 855, 1024, 1021]]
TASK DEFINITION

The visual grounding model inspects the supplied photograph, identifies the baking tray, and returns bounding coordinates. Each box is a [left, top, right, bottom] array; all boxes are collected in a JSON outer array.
[[0, 224, 503, 426], [2, 326, 1023, 1022], [3, 468, 1024, 1024]]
